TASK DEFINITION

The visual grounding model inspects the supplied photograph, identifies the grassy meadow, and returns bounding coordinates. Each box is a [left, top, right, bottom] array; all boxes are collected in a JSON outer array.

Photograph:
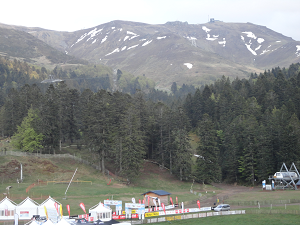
[[2, 141, 300, 224]]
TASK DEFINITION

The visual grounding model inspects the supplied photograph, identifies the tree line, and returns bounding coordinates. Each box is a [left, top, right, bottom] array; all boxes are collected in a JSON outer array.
[[1, 54, 300, 185]]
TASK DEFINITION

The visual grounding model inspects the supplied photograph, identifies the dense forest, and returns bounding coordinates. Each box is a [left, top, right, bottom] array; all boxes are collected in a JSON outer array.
[[1, 55, 300, 185]]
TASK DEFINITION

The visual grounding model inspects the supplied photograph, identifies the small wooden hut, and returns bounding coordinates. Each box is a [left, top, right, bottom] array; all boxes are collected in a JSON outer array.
[[142, 190, 171, 207]]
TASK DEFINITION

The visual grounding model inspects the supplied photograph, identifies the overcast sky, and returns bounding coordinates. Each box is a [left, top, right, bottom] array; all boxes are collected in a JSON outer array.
[[1, 0, 300, 41]]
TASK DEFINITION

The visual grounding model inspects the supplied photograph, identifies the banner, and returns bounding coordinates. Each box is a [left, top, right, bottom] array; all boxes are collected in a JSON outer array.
[[66, 205, 70, 217], [170, 197, 173, 205], [79, 203, 86, 214], [44, 206, 48, 220], [161, 203, 166, 215], [132, 198, 135, 203], [139, 199, 141, 204], [147, 196, 150, 208], [197, 200, 200, 209], [60, 204, 63, 219], [142, 199, 145, 204], [54, 202, 59, 214], [176, 196, 178, 205]]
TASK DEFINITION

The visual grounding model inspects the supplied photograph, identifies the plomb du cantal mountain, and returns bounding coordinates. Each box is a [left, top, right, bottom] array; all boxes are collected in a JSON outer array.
[[1, 20, 300, 89]]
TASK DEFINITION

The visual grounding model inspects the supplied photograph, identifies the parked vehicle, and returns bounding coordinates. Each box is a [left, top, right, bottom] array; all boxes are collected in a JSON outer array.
[[213, 204, 230, 211]]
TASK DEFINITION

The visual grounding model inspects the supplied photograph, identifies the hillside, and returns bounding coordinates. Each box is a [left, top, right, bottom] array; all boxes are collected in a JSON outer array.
[[0, 25, 86, 66], [5, 20, 299, 89]]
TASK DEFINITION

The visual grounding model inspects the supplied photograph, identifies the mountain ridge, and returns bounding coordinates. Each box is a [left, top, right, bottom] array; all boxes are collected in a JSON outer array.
[[1, 20, 300, 89]]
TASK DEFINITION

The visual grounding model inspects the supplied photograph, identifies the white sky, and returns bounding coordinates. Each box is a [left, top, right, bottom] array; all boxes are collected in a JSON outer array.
[[1, 0, 300, 41]]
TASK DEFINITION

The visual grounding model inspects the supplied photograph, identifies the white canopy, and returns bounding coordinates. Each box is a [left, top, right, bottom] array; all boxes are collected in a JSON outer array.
[[56, 218, 71, 225], [43, 219, 54, 225], [29, 221, 39, 225], [0, 197, 17, 209], [89, 202, 112, 222], [16, 197, 39, 220], [0, 197, 17, 220], [38, 196, 61, 218]]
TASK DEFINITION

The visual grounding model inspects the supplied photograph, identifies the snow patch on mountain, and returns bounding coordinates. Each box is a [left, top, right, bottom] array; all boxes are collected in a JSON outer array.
[[101, 35, 108, 43], [121, 46, 127, 51], [128, 44, 139, 50], [124, 36, 129, 41], [241, 31, 267, 55], [206, 34, 218, 41], [255, 45, 261, 51], [245, 44, 257, 55], [105, 48, 119, 56], [202, 26, 210, 33], [129, 35, 139, 40], [218, 38, 226, 47], [157, 36, 166, 39], [257, 38, 264, 44], [242, 32, 257, 39], [296, 45, 300, 57], [142, 40, 152, 46], [184, 63, 193, 69], [127, 31, 137, 36]]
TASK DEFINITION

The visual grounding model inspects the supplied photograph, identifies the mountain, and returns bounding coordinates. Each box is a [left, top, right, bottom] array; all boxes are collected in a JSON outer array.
[[0, 24, 86, 66], [2, 20, 300, 89]]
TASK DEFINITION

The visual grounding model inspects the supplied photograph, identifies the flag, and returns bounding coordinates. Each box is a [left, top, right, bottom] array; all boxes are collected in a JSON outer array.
[[132, 198, 135, 203], [139, 199, 141, 204], [60, 204, 63, 219], [44, 206, 48, 220], [142, 199, 145, 204], [66, 205, 70, 217], [170, 197, 173, 205], [152, 199, 157, 211], [147, 196, 150, 208], [197, 200, 200, 209], [4, 204, 8, 216], [54, 202, 59, 214], [161, 203, 166, 214], [79, 203, 86, 214], [176, 196, 178, 204]]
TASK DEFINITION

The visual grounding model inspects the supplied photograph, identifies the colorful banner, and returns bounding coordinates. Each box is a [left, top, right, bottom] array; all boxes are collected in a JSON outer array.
[[170, 197, 173, 205], [60, 204, 63, 219], [197, 200, 200, 209], [176, 196, 178, 205], [79, 203, 86, 214], [66, 205, 70, 217], [44, 206, 48, 220], [54, 202, 59, 214], [147, 196, 150, 208], [161, 203, 166, 215]]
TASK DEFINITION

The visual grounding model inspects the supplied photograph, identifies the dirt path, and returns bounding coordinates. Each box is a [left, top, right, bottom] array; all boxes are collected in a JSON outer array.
[[186, 183, 261, 209]]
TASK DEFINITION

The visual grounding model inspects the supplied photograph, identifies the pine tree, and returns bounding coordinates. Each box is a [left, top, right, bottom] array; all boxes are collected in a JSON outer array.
[[195, 114, 221, 183], [11, 107, 43, 152]]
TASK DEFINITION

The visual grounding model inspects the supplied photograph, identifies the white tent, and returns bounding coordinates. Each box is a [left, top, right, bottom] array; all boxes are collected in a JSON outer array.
[[89, 202, 112, 222], [57, 218, 71, 225], [43, 219, 54, 225], [16, 197, 39, 220], [0, 197, 17, 220], [28, 221, 39, 225], [38, 196, 61, 218]]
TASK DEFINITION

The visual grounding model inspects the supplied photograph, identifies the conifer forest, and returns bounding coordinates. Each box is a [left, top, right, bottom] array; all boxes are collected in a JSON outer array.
[[1, 56, 300, 185]]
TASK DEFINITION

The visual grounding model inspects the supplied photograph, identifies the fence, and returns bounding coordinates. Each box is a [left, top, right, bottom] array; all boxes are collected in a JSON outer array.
[[247, 209, 300, 215], [0, 150, 100, 169], [225, 199, 300, 206], [144, 210, 245, 224], [1, 150, 126, 183]]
